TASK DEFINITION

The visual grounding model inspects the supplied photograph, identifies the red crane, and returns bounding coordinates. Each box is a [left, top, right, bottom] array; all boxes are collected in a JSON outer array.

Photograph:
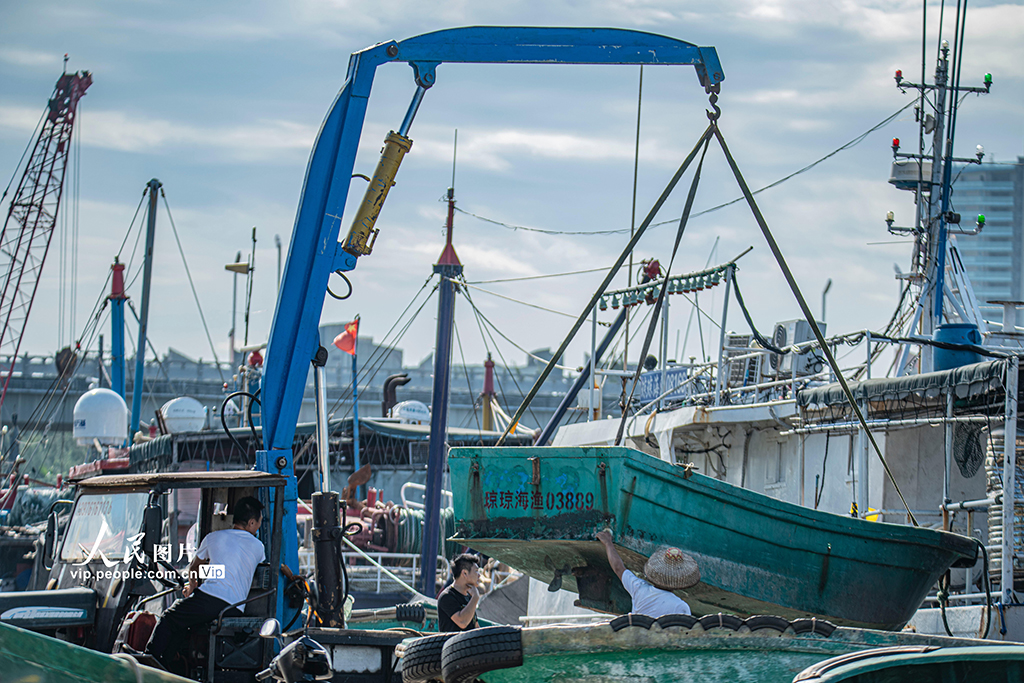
[[0, 67, 92, 414]]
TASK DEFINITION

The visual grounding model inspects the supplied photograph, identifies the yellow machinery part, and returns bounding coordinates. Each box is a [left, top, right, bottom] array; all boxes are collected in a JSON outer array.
[[342, 131, 413, 256]]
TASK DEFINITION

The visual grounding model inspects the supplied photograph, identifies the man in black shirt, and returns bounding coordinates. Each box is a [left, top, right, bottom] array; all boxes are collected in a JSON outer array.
[[437, 553, 481, 632]]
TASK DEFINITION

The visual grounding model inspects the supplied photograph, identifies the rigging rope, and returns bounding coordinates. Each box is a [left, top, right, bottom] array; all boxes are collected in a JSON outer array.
[[464, 266, 610, 284], [325, 277, 437, 418], [713, 124, 919, 526], [161, 190, 225, 381], [462, 288, 542, 430], [458, 280, 611, 326], [456, 287, 576, 371], [452, 319, 483, 438], [615, 133, 712, 446], [496, 122, 716, 446]]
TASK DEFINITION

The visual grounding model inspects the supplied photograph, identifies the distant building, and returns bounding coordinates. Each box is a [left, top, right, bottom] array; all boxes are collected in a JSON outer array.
[[952, 158, 1024, 326]]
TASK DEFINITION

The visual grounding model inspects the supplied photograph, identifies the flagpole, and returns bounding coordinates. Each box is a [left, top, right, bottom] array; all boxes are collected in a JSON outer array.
[[352, 331, 361, 500]]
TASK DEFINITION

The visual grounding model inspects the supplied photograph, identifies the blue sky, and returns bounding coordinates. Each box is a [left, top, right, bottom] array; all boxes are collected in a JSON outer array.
[[1, 0, 1022, 374]]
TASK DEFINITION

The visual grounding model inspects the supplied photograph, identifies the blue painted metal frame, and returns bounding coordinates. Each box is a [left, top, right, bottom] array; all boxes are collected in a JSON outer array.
[[257, 26, 724, 623]]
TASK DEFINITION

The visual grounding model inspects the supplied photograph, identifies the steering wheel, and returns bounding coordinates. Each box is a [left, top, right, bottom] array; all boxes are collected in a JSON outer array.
[[155, 559, 186, 589]]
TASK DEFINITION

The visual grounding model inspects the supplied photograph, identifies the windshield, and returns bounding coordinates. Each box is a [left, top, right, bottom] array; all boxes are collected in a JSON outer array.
[[60, 492, 149, 563]]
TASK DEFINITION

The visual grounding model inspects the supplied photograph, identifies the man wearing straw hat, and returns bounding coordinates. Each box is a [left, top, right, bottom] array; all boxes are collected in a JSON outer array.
[[596, 529, 699, 618]]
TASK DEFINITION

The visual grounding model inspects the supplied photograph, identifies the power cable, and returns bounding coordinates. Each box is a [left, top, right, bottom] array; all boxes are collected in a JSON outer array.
[[464, 266, 611, 284], [161, 190, 225, 381], [457, 101, 918, 238]]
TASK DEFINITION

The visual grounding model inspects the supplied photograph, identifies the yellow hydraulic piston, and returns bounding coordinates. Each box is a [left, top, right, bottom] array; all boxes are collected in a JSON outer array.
[[342, 131, 412, 256]]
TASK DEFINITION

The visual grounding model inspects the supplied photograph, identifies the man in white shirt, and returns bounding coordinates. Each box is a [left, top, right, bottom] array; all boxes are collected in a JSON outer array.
[[596, 528, 699, 619], [146, 496, 266, 674]]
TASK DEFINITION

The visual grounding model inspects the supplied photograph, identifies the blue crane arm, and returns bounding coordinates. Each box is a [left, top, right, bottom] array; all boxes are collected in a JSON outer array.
[[256, 26, 723, 622]]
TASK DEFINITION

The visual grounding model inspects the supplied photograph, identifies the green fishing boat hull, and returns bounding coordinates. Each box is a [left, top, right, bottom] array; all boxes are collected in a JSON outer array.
[[449, 446, 977, 630], [793, 644, 1024, 682], [461, 622, 1007, 683], [0, 620, 191, 683]]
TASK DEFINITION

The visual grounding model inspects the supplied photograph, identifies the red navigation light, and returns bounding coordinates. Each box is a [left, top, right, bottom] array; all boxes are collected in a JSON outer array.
[[895, 69, 902, 80], [892, 138, 900, 154]]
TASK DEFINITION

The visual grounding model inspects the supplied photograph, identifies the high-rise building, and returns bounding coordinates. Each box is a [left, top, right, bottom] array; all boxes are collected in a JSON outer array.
[[950, 158, 1024, 327]]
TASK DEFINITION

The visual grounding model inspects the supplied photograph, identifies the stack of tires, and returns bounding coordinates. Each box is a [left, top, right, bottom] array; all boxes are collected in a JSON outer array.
[[399, 626, 523, 683]]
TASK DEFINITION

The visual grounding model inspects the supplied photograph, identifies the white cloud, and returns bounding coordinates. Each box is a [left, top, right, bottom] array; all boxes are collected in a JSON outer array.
[[0, 48, 62, 67], [0, 106, 317, 161]]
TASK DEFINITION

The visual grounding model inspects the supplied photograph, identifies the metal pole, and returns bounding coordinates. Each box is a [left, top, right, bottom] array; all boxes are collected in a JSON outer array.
[[865, 331, 872, 380], [822, 278, 832, 323], [230, 251, 240, 369], [130, 178, 161, 434], [590, 305, 597, 420], [857, 400, 869, 517], [109, 260, 127, 400], [714, 266, 732, 406], [1002, 355, 1019, 605], [944, 390, 953, 506], [421, 267, 459, 594], [659, 293, 668, 411], [398, 86, 427, 137], [314, 350, 331, 493], [352, 340, 361, 498], [274, 234, 282, 293], [921, 43, 950, 373]]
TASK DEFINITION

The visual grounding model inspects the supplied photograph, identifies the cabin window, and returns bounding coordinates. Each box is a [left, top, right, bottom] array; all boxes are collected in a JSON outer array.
[[60, 492, 149, 563]]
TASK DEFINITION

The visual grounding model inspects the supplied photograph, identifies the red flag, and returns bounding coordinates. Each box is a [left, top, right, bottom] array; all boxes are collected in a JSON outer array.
[[333, 318, 359, 355]]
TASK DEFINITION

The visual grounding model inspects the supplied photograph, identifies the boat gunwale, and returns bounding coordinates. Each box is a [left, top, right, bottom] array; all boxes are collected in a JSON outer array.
[[450, 446, 976, 562]]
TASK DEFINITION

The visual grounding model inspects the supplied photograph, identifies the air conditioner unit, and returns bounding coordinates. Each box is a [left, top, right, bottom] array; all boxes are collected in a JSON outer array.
[[725, 333, 754, 387], [768, 319, 827, 377]]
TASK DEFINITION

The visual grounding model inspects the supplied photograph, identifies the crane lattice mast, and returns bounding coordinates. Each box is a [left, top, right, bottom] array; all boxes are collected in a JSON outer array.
[[0, 68, 92, 414]]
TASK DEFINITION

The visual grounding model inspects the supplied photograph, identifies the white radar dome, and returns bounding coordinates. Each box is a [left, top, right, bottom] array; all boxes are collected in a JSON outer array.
[[161, 397, 206, 433], [73, 388, 128, 447], [391, 400, 431, 425]]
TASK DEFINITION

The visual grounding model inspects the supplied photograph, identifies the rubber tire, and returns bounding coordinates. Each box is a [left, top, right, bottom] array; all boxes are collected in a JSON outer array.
[[609, 613, 657, 632], [743, 615, 791, 633], [655, 613, 699, 630], [699, 613, 744, 631], [401, 632, 457, 683], [396, 603, 427, 623], [441, 626, 523, 683], [790, 618, 837, 637]]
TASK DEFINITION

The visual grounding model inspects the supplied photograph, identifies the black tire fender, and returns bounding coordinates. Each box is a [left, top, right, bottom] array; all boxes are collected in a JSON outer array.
[[655, 613, 699, 630], [395, 603, 427, 624], [441, 625, 523, 683], [743, 615, 791, 633], [790, 618, 837, 637], [400, 632, 457, 683], [609, 613, 657, 632], [698, 613, 744, 631]]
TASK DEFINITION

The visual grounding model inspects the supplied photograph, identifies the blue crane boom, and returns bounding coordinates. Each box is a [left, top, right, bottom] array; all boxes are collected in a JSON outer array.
[[257, 26, 724, 622]]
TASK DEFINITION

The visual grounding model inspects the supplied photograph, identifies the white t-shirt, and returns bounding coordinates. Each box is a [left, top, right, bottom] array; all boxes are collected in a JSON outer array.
[[622, 570, 691, 618], [195, 529, 266, 612]]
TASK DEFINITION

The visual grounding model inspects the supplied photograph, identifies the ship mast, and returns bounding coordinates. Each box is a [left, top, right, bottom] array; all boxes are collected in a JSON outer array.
[[889, 30, 990, 374]]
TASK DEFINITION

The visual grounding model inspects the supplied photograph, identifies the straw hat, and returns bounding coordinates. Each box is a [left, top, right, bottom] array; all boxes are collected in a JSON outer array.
[[644, 546, 700, 590]]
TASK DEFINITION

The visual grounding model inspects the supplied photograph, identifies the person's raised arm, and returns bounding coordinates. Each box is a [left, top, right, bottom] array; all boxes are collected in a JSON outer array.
[[596, 529, 626, 580], [450, 584, 480, 629]]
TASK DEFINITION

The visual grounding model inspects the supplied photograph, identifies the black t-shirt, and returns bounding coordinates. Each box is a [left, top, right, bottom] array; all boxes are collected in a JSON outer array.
[[437, 584, 478, 632]]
